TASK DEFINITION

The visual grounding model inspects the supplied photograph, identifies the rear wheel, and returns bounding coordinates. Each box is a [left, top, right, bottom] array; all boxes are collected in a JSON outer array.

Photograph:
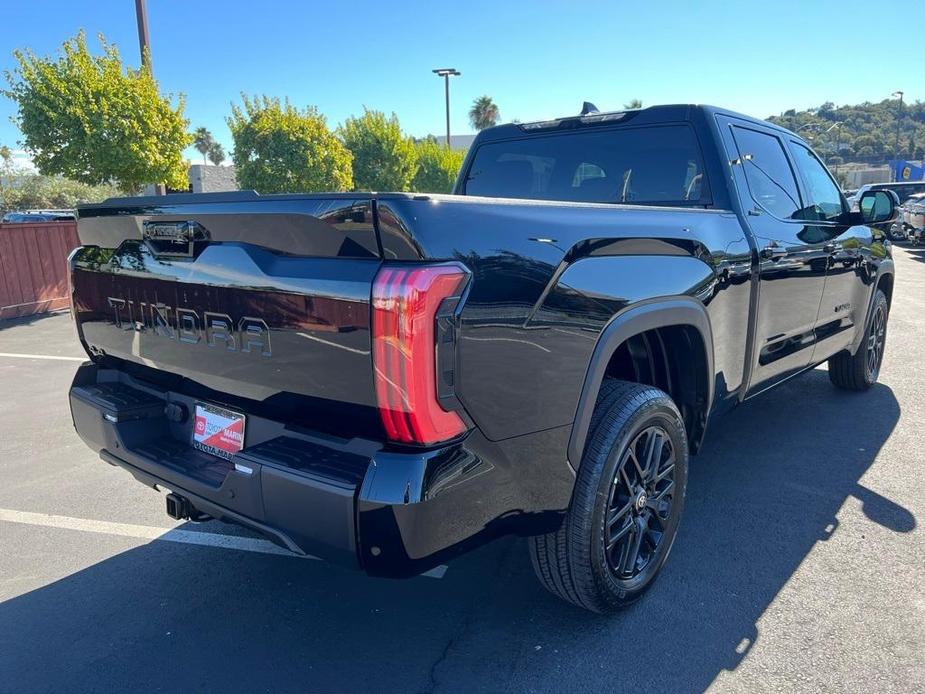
[[828, 289, 888, 391], [529, 380, 688, 613]]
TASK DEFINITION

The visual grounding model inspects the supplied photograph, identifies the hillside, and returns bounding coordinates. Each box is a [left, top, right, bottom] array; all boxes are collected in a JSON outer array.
[[767, 99, 924, 164]]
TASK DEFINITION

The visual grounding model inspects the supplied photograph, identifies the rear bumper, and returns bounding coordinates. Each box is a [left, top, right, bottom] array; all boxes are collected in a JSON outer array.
[[69, 363, 572, 576]]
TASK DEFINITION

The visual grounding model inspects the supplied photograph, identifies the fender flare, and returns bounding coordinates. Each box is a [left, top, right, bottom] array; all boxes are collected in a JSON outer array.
[[566, 297, 715, 468], [850, 259, 895, 355]]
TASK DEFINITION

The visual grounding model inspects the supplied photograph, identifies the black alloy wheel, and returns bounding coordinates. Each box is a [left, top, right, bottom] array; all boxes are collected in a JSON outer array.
[[529, 380, 688, 613], [604, 425, 677, 584], [866, 301, 887, 382]]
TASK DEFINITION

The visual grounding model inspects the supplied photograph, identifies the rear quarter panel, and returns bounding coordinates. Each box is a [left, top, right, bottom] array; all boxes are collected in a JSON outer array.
[[381, 197, 753, 441]]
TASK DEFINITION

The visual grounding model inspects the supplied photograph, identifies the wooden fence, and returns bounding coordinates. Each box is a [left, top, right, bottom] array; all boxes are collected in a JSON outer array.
[[0, 221, 80, 320]]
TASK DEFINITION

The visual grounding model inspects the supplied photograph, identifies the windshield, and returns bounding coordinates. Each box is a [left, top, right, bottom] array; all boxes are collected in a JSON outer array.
[[463, 125, 708, 206]]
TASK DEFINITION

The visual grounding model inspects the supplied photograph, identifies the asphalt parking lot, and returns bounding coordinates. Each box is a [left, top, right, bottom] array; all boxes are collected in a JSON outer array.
[[1, 246, 923, 694]]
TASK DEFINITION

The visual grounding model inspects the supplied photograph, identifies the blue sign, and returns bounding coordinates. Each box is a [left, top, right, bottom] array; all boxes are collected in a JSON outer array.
[[890, 160, 925, 182]]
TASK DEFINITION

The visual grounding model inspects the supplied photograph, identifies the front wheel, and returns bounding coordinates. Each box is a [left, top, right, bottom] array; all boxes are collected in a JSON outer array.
[[529, 380, 688, 613], [828, 289, 889, 391]]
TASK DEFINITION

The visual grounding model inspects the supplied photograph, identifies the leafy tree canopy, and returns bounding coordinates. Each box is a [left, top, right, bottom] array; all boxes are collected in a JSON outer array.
[[339, 108, 418, 191], [193, 127, 215, 164], [412, 139, 465, 194], [227, 94, 352, 193], [3, 32, 191, 190], [207, 141, 226, 166], [469, 96, 500, 131]]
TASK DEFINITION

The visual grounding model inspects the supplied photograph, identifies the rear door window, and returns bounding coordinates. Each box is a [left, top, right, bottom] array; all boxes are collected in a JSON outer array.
[[730, 126, 802, 219], [463, 125, 709, 205]]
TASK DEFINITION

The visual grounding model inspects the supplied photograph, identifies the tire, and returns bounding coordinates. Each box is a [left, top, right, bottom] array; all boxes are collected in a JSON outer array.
[[828, 289, 889, 391], [529, 380, 688, 614]]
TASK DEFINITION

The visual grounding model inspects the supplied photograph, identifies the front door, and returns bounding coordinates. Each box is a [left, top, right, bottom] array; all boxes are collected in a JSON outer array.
[[785, 138, 877, 362]]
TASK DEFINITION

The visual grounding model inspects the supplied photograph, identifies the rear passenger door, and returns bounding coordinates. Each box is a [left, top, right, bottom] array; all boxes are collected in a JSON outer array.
[[717, 117, 831, 395]]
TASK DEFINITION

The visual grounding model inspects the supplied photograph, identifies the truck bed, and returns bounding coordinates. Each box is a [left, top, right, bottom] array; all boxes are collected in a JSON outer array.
[[73, 191, 733, 443]]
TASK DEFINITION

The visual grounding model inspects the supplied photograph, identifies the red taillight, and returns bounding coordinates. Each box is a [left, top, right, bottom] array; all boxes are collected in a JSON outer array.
[[372, 264, 469, 445]]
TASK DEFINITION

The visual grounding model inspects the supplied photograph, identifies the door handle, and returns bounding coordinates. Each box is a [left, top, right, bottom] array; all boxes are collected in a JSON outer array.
[[823, 242, 837, 254], [760, 243, 787, 261]]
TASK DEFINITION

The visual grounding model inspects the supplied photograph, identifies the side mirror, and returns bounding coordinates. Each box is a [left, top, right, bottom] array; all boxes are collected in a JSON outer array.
[[859, 189, 899, 225]]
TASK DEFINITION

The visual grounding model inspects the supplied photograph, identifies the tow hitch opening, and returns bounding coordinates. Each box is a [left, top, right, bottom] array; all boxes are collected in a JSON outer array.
[[165, 492, 190, 520], [165, 492, 211, 522]]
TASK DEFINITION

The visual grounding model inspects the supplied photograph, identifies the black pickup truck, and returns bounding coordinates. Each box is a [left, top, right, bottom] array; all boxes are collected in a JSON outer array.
[[68, 104, 898, 613]]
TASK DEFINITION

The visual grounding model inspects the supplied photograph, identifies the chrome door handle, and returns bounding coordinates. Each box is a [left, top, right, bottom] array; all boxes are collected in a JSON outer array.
[[760, 243, 787, 261], [823, 242, 837, 254]]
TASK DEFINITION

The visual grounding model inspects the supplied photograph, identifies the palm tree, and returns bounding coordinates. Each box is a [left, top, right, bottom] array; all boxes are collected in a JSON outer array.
[[624, 99, 643, 109], [207, 142, 226, 166], [469, 96, 500, 131], [193, 127, 214, 165]]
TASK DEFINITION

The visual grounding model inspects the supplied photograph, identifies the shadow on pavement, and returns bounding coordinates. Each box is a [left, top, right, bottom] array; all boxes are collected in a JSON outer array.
[[902, 247, 925, 263], [0, 310, 70, 332], [0, 370, 913, 693]]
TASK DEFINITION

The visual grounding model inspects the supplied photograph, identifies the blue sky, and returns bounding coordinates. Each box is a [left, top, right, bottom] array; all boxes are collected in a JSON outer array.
[[0, 0, 921, 166]]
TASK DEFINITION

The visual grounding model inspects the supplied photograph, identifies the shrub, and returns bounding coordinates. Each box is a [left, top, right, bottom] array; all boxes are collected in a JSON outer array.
[[339, 109, 418, 191], [412, 140, 465, 194], [228, 94, 352, 193]]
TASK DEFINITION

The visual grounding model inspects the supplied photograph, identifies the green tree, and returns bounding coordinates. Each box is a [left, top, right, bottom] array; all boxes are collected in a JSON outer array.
[[339, 108, 417, 191], [193, 127, 214, 164], [469, 96, 500, 131], [4, 32, 191, 190], [207, 141, 226, 166], [0, 152, 124, 213], [412, 139, 465, 193], [768, 99, 925, 163], [227, 94, 352, 193], [0, 146, 18, 210], [624, 99, 643, 109]]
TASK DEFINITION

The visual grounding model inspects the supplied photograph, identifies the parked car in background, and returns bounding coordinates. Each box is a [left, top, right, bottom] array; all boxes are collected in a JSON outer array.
[[1, 210, 76, 223], [904, 192, 925, 245], [847, 181, 925, 211], [848, 182, 925, 240]]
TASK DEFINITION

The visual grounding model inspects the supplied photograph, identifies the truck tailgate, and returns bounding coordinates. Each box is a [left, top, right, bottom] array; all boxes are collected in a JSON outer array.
[[72, 194, 384, 437]]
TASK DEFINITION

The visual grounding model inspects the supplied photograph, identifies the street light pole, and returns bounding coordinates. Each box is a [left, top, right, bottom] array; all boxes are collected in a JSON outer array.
[[432, 68, 460, 148], [135, 0, 165, 195], [135, 0, 152, 70], [892, 90, 904, 181]]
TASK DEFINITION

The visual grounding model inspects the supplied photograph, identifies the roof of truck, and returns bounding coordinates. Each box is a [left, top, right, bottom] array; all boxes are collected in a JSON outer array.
[[474, 103, 794, 142]]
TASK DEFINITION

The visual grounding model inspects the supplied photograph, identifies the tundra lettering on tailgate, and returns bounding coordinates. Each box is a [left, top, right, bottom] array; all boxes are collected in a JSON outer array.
[[106, 298, 272, 356]]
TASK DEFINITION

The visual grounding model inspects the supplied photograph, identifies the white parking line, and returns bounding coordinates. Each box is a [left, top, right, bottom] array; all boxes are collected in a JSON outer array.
[[0, 352, 86, 362], [0, 508, 447, 579], [297, 332, 370, 355]]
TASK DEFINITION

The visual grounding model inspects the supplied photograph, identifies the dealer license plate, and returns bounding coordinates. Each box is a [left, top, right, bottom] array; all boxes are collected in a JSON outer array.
[[191, 403, 246, 460]]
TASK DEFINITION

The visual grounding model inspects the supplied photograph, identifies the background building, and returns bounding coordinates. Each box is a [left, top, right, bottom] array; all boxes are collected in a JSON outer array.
[[142, 164, 238, 195], [433, 134, 476, 151], [188, 164, 238, 193]]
